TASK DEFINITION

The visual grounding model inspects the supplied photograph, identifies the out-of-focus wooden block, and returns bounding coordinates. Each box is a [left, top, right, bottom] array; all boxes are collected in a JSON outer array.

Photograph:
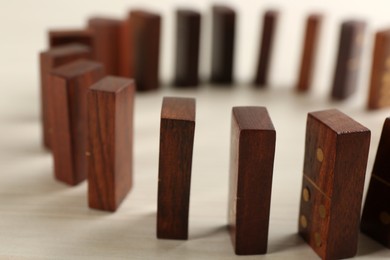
[[49, 60, 105, 185], [210, 5, 236, 85], [157, 97, 196, 240], [228, 107, 276, 255], [174, 9, 201, 87], [298, 109, 370, 259], [254, 10, 279, 87], [121, 10, 161, 91], [49, 29, 95, 51], [87, 76, 135, 212], [88, 17, 122, 75], [40, 44, 92, 149], [331, 20, 366, 100], [296, 14, 323, 92], [361, 117, 390, 248], [367, 29, 390, 109]]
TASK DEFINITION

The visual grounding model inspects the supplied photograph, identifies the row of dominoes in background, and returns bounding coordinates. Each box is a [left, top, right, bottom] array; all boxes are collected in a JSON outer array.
[[43, 56, 389, 258]]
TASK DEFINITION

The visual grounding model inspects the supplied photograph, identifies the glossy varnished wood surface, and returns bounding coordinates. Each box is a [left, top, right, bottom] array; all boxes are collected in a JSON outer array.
[[39, 44, 92, 149], [299, 109, 370, 259], [87, 76, 135, 212], [157, 97, 195, 240], [49, 60, 105, 185], [228, 107, 276, 255]]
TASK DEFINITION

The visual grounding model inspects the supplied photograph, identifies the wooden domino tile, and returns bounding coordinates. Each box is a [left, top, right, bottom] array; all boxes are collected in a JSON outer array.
[[331, 20, 366, 100], [298, 109, 370, 259], [296, 14, 323, 92], [49, 59, 105, 185], [88, 17, 122, 75], [157, 97, 196, 240], [48, 29, 95, 51], [210, 5, 236, 85], [174, 9, 201, 87], [125, 10, 161, 91], [228, 107, 276, 255], [87, 76, 135, 212], [254, 10, 279, 86], [367, 29, 390, 109], [361, 117, 390, 248], [39, 44, 92, 149]]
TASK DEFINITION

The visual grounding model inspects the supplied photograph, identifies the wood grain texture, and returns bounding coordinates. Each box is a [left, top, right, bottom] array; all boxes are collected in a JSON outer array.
[[40, 44, 92, 149], [49, 59, 105, 186], [361, 117, 390, 248], [210, 5, 236, 85], [254, 10, 279, 87], [174, 9, 201, 87], [228, 107, 276, 255], [331, 20, 366, 100], [367, 29, 390, 109], [298, 109, 370, 259], [87, 76, 135, 212], [296, 14, 323, 92], [157, 97, 196, 240], [49, 29, 95, 52], [122, 10, 161, 91], [88, 17, 122, 75]]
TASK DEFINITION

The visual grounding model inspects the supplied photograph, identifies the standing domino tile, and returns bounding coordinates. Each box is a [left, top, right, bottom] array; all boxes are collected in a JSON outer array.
[[88, 17, 122, 75], [157, 97, 196, 240], [254, 10, 279, 87], [367, 29, 390, 109], [210, 5, 236, 85], [331, 20, 366, 100], [296, 14, 323, 92], [87, 76, 135, 212], [361, 117, 390, 248], [174, 9, 201, 87], [49, 29, 95, 51], [228, 107, 276, 255], [49, 60, 105, 185], [40, 44, 92, 149], [124, 10, 161, 91], [298, 109, 370, 259]]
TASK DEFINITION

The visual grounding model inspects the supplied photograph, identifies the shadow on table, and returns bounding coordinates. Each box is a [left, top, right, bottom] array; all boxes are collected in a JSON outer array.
[[357, 233, 388, 257], [268, 233, 306, 254]]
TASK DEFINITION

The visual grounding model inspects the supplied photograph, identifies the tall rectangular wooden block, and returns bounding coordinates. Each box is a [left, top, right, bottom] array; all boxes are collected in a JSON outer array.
[[157, 97, 196, 240], [296, 14, 322, 92], [228, 107, 276, 255], [49, 29, 95, 51], [88, 17, 122, 75], [87, 76, 135, 212], [174, 9, 201, 87], [123, 10, 161, 91], [210, 5, 236, 85], [49, 60, 105, 185], [254, 10, 279, 86], [331, 20, 366, 100], [367, 29, 390, 109], [298, 109, 370, 259], [40, 44, 92, 149], [361, 117, 390, 248]]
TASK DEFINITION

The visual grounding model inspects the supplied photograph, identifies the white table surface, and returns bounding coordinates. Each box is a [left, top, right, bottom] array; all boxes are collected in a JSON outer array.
[[1, 0, 390, 259]]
